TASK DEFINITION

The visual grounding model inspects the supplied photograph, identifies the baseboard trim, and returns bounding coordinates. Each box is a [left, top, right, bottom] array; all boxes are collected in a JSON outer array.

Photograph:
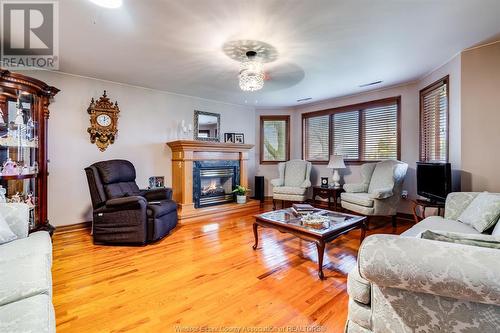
[[55, 221, 91, 233]]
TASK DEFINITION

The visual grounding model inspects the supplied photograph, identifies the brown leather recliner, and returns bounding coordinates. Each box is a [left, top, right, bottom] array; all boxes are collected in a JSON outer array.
[[85, 159, 177, 245]]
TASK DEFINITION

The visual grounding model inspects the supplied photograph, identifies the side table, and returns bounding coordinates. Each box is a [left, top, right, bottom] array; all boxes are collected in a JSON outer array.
[[411, 199, 445, 223], [312, 186, 344, 210]]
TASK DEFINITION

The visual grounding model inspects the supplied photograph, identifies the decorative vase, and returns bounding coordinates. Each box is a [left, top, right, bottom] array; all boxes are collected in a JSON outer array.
[[236, 195, 247, 204]]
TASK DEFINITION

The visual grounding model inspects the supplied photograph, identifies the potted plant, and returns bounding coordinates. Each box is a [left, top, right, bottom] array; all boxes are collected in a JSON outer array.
[[232, 185, 250, 204]]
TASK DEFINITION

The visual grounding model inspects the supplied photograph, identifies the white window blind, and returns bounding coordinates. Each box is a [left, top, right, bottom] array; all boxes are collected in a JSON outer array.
[[362, 104, 398, 160], [304, 115, 329, 161], [420, 78, 448, 162], [302, 97, 400, 163], [332, 111, 359, 159]]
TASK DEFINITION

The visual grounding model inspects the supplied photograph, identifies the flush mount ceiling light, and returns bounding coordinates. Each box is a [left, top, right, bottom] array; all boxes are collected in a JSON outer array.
[[239, 51, 264, 92], [89, 0, 123, 8], [223, 40, 278, 93]]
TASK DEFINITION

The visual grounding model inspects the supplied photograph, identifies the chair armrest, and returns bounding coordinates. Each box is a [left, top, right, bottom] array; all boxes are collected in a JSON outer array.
[[300, 180, 311, 188], [344, 183, 368, 193], [358, 234, 500, 306], [369, 187, 393, 199], [271, 178, 283, 187], [105, 196, 147, 210], [141, 188, 172, 201], [0, 203, 30, 239]]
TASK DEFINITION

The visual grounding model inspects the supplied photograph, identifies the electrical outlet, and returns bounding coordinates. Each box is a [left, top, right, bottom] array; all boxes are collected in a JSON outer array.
[[401, 190, 408, 199]]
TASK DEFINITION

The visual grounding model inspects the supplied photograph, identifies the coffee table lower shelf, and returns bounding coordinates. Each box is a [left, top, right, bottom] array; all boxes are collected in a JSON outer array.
[[252, 211, 366, 280]]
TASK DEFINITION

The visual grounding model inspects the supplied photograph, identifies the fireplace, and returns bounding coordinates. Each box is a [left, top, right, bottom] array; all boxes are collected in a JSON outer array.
[[193, 160, 240, 208]]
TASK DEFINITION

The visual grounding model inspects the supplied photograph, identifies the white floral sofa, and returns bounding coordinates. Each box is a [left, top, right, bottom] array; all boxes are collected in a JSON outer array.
[[0, 203, 55, 333], [346, 192, 500, 333]]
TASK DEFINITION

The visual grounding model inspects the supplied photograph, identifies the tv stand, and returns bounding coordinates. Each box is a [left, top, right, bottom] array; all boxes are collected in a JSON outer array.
[[411, 199, 445, 223]]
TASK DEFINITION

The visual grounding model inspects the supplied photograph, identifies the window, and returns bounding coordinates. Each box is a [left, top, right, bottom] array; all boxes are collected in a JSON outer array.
[[260, 115, 290, 164], [304, 115, 329, 161], [302, 97, 400, 163], [420, 76, 449, 162]]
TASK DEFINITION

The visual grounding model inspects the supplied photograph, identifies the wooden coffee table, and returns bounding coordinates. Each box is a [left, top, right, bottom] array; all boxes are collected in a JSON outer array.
[[253, 208, 366, 280]]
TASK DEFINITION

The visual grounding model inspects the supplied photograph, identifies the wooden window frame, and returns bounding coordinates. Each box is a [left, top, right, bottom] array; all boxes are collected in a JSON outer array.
[[302, 96, 401, 165], [419, 76, 449, 162], [260, 115, 291, 164]]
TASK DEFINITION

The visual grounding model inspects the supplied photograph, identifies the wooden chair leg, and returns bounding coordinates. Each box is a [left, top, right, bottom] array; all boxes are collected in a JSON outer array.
[[272, 199, 276, 210], [281, 200, 285, 209], [391, 215, 397, 228]]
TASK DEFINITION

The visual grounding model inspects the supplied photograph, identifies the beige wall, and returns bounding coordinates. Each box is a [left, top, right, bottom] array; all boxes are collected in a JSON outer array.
[[27, 71, 256, 226], [255, 55, 465, 213], [461, 41, 500, 191], [256, 83, 420, 213], [418, 54, 461, 191]]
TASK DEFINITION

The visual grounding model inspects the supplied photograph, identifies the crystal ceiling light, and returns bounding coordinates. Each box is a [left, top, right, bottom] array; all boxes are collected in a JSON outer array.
[[239, 51, 264, 92], [89, 0, 123, 8]]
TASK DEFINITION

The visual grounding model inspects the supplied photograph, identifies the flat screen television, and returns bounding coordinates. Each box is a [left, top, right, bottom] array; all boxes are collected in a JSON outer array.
[[416, 162, 452, 203]]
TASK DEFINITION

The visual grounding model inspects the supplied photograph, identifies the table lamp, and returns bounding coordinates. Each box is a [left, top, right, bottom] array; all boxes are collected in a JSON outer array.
[[327, 155, 346, 188]]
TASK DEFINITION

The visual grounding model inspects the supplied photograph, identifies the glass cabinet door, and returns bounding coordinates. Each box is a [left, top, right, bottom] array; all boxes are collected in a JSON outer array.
[[0, 93, 39, 229]]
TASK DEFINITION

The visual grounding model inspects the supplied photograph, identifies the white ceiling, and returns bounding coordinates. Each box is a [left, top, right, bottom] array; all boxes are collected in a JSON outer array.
[[58, 0, 500, 107]]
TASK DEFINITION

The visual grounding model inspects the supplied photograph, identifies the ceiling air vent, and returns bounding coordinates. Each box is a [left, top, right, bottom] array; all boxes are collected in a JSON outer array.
[[297, 97, 312, 102], [359, 81, 382, 88]]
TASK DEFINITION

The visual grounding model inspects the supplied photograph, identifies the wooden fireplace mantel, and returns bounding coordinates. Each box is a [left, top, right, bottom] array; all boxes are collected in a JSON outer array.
[[166, 140, 258, 221]]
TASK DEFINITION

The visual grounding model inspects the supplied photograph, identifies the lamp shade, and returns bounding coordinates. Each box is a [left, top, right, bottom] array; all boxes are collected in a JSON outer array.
[[327, 155, 346, 169]]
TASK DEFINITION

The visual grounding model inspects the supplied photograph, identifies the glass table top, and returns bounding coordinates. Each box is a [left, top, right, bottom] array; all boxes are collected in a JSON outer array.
[[255, 208, 364, 236]]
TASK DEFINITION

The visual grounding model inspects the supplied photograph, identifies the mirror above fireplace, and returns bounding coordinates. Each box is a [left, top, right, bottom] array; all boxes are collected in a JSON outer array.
[[194, 110, 220, 142]]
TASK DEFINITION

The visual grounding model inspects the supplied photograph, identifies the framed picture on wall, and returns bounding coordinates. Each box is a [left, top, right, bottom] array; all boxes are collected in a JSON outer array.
[[224, 133, 235, 143], [234, 133, 245, 144]]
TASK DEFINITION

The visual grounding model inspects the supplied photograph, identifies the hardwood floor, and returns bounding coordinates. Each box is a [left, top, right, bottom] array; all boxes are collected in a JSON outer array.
[[52, 205, 412, 333]]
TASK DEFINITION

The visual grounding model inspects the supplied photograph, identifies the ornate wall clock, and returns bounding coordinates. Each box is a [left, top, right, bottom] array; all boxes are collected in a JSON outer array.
[[87, 91, 120, 151]]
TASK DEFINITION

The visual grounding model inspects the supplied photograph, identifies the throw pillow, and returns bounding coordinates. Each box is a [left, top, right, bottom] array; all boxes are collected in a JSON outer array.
[[421, 230, 500, 249], [0, 214, 17, 244], [492, 217, 500, 236], [457, 192, 500, 232]]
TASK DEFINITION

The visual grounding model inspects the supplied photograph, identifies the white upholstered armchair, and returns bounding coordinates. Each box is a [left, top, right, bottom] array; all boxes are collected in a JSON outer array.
[[341, 160, 408, 227], [271, 160, 312, 209]]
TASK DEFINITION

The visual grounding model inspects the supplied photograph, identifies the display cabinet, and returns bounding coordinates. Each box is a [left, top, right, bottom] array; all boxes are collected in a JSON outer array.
[[0, 69, 59, 232]]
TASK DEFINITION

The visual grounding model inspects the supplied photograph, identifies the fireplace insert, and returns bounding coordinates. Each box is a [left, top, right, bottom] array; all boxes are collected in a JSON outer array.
[[193, 160, 240, 208]]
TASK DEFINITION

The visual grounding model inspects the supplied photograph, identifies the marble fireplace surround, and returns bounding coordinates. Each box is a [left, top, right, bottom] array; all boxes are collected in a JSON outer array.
[[166, 140, 259, 221]]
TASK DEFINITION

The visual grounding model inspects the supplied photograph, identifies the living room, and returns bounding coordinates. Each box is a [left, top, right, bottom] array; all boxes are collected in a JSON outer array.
[[0, 1, 499, 332]]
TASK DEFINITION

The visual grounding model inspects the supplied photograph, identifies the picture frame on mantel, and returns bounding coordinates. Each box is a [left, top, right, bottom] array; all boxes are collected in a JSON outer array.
[[234, 133, 245, 144], [224, 133, 235, 143]]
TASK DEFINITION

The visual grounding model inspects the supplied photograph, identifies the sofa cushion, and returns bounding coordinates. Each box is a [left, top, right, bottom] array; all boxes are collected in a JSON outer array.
[[0, 294, 55, 333], [273, 186, 308, 195], [341, 200, 375, 216], [0, 231, 52, 265], [147, 200, 177, 218], [0, 255, 52, 306], [0, 203, 29, 239], [444, 192, 479, 220], [421, 230, 500, 249], [457, 192, 500, 232], [492, 219, 500, 236], [94, 159, 136, 184], [367, 160, 395, 194], [104, 182, 141, 199], [341, 193, 374, 208], [283, 160, 308, 187], [401, 216, 480, 237], [0, 214, 16, 245], [347, 266, 371, 305]]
